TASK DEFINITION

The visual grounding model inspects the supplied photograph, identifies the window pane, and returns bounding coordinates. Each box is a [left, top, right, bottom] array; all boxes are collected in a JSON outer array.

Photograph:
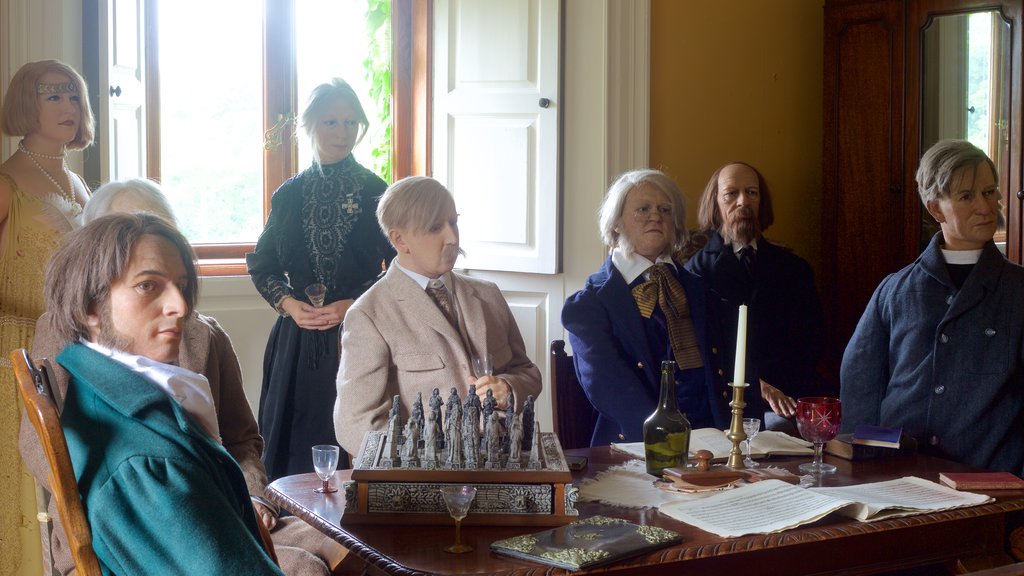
[[157, 0, 264, 244], [966, 12, 992, 150], [296, 0, 389, 177]]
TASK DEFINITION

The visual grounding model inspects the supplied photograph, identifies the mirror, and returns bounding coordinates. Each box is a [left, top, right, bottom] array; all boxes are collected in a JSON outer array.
[[921, 10, 1011, 251]]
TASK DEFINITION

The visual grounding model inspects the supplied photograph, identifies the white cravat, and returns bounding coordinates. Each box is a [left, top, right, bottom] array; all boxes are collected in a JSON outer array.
[[82, 340, 222, 443]]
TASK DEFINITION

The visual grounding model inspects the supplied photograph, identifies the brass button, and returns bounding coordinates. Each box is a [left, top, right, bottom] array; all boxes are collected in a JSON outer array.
[[637, 361, 644, 369], [711, 347, 718, 354], [717, 368, 725, 376], [618, 433, 626, 440], [722, 391, 729, 399]]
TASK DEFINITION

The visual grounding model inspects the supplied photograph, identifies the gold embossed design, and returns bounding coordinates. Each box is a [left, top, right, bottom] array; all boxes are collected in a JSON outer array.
[[494, 534, 538, 553], [540, 548, 611, 566], [636, 524, 679, 544], [491, 513, 682, 571], [575, 515, 630, 526]]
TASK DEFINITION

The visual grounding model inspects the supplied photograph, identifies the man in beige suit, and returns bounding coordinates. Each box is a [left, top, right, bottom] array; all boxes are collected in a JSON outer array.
[[335, 176, 542, 457]]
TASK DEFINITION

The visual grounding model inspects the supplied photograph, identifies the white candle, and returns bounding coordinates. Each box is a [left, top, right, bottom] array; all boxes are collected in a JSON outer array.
[[733, 304, 748, 386]]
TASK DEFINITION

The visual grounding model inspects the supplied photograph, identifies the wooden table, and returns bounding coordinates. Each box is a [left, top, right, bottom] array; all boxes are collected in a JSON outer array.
[[268, 447, 1024, 575]]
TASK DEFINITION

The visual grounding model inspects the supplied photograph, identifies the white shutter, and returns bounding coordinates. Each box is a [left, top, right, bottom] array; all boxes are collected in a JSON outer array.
[[433, 0, 560, 273], [99, 0, 146, 181]]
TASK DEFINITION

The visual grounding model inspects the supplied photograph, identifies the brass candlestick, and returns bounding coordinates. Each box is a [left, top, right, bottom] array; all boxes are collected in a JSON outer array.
[[726, 381, 748, 469]]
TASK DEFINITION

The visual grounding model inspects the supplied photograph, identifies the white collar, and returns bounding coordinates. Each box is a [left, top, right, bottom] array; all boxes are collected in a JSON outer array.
[[81, 340, 221, 443], [941, 248, 983, 265], [611, 247, 676, 285], [395, 260, 452, 292]]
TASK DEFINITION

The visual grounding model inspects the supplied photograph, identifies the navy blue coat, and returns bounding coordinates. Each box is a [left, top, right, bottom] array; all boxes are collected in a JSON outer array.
[[685, 231, 825, 403], [562, 257, 730, 446], [841, 234, 1024, 475]]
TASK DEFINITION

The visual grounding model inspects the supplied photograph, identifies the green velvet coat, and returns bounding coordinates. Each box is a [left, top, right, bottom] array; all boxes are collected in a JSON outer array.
[[57, 343, 283, 575]]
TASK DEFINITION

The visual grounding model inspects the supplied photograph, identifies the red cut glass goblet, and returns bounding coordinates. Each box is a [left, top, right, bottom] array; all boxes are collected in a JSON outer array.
[[795, 397, 841, 474]]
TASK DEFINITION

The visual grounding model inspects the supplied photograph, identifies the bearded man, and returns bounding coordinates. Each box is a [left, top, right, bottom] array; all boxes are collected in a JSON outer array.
[[684, 162, 825, 430]]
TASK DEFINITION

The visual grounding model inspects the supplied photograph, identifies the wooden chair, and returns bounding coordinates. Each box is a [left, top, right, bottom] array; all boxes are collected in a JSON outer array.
[[549, 340, 596, 449], [12, 348, 280, 571], [11, 348, 102, 576]]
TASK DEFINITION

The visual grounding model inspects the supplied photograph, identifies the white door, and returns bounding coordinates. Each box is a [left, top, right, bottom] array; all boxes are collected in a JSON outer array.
[[433, 0, 560, 275], [433, 0, 561, 430], [99, 0, 146, 181]]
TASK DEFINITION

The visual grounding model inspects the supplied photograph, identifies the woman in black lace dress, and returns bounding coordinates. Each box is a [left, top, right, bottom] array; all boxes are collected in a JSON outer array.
[[247, 79, 394, 479]]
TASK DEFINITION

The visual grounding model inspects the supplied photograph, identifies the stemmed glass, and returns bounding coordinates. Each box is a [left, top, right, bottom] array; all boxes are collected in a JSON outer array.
[[439, 485, 477, 553], [312, 444, 340, 493], [472, 354, 493, 378], [305, 283, 327, 308], [795, 397, 842, 474], [742, 417, 761, 468]]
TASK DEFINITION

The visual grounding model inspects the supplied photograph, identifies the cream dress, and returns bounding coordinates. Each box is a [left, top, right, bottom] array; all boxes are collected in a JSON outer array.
[[0, 172, 81, 576]]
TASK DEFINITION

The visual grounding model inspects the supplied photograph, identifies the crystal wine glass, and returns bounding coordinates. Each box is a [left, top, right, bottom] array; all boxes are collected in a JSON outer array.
[[305, 283, 327, 308], [439, 485, 477, 553], [795, 397, 842, 474], [742, 417, 761, 468], [312, 444, 340, 493], [472, 353, 493, 378]]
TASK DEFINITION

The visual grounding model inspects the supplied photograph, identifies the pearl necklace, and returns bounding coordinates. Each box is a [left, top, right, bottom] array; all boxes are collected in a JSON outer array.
[[18, 140, 66, 161], [19, 142, 72, 201]]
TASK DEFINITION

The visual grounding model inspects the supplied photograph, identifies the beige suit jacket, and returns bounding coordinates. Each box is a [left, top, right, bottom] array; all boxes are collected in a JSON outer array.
[[334, 265, 542, 456]]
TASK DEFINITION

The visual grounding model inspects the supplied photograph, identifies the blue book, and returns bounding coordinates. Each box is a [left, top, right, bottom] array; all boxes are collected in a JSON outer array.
[[852, 425, 902, 449]]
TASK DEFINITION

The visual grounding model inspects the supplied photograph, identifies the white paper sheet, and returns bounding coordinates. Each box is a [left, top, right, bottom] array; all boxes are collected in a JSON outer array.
[[659, 477, 994, 538]]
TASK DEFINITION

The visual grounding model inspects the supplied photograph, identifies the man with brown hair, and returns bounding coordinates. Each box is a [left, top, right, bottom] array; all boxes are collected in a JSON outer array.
[[685, 162, 825, 430], [18, 213, 285, 575]]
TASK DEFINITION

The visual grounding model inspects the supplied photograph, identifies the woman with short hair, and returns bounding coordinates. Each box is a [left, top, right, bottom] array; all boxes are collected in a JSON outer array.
[[0, 59, 95, 574]]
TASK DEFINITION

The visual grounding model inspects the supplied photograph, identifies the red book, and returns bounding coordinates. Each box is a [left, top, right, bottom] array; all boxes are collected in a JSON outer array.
[[938, 472, 1024, 490]]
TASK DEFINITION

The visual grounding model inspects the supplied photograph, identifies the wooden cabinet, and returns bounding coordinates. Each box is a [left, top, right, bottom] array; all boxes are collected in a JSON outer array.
[[822, 0, 1023, 366]]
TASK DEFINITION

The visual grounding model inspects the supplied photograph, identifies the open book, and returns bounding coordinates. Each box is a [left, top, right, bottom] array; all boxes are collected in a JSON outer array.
[[613, 428, 813, 462], [659, 476, 993, 538]]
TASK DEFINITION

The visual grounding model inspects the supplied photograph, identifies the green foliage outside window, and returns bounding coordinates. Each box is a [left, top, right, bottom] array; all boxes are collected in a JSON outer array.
[[363, 0, 392, 183]]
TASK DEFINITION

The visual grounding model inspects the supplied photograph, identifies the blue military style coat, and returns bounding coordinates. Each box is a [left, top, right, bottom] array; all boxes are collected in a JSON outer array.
[[562, 257, 729, 446], [57, 343, 283, 575], [841, 234, 1024, 475]]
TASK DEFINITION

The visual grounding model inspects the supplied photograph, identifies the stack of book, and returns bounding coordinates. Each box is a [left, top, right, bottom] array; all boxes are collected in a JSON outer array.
[[825, 425, 910, 460]]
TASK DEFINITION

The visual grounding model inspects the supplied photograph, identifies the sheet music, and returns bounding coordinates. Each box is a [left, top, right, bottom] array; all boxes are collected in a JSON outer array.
[[660, 477, 993, 538]]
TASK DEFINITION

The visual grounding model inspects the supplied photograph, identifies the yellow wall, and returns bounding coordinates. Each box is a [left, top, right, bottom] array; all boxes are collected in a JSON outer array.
[[650, 0, 825, 274]]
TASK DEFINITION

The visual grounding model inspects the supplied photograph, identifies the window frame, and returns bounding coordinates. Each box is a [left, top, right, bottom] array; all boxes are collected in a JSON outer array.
[[143, 0, 429, 276]]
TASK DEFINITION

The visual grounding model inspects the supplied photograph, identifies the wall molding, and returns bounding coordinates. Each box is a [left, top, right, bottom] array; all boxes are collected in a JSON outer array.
[[606, 0, 650, 180]]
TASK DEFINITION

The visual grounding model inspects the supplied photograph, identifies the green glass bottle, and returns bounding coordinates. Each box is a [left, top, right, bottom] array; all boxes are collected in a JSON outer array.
[[643, 360, 691, 477]]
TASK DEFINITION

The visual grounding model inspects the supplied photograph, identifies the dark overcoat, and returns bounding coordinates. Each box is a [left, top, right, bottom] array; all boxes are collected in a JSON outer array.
[[685, 231, 825, 403], [841, 234, 1024, 475]]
